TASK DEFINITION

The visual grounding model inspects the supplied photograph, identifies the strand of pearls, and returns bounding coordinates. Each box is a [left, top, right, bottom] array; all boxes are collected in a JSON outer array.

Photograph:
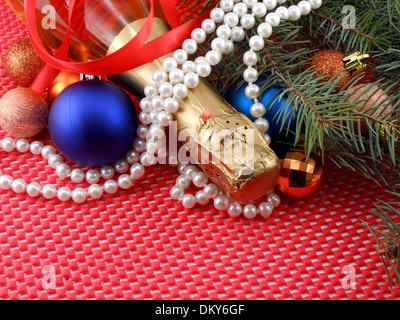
[[0, 136, 146, 203], [139, 0, 322, 217]]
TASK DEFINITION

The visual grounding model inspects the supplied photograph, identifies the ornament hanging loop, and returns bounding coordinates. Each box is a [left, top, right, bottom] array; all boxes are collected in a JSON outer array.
[[343, 51, 371, 76]]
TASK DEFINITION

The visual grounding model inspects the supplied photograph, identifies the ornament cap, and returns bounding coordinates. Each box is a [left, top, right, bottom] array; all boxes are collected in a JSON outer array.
[[343, 51, 370, 76]]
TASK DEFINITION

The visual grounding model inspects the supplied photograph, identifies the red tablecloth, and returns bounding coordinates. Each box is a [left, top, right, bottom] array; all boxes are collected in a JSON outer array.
[[0, 0, 399, 300]]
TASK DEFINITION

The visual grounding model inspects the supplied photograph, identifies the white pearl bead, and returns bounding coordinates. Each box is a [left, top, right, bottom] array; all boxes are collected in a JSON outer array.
[[146, 140, 158, 154], [136, 125, 149, 140], [275, 6, 290, 20], [265, 12, 281, 26], [115, 159, 129, 174], [263, 133, 272, 145], [158, 82, 173, 98], [233, 3, 247, 18], [184, 165, 199, 179], [192, 172, 209, 188], [220, 0, 234, 12], [144, 84, 158, 98], [1, 137, 16, 152], [163, 97, 180, 113], [140, 152, 157, 166], [140, 98, 153, 112], [224, 12, 239, 27], [139, 112, 151, 125], [257, 22, 273, 38], [206, 50, 222, 66], [263, 0, 277, 10], [30, 141, 44, 155], [231, 26, 245, 42], [178, 164, 187, 175], [149, 124, 165, 139], [216, 25, 232, 40], [42, 184, 57, 199], [26, 182, 41, 197], [56, 163, 71, 179], [250, 103, 267, 118], [88, 184, 103, 199], [243, 67, 259, 83], [227, 202, 243, 217], [195, 190, 209, 206], [130, 163, 145, 179], [48, 154, 63, 169], [162, 57, 178, 72], [71, 169, 85, 183], [267, 193, 281, 208], [288, 5, 302, 21], [203, 184, 219, 199], [173, 83, 189, 99], [254, 118, 270, 132], [152, 96, 164, 111], [298, 0, 312, 15], [224, 40, 235, 55], [240, 14, 255, 29], [104, 180, 118, 194], [243, 51, 258, 66], [308, 0, 322, 9], [158, 111, 172, 127], [134, 139, 146, 153], [173, 49, 188, 64], [176, 175, 191, 189], [245, 84, 260, 99], [182, 61, 196, 74], [100, 165, 115, 180], [182, 39, 198, 55], [210, 8, 225, 23], [201, 19, 216, 34], [249, 35, 265, 51], [16, 139, 29, 153], [211, 38, 226, 53], [72, 188, 87, 203], [243, 0, 257, 8], [170, 186, 185, 200], [258, 202, 274, 218], [118, 174, 132, 190], [243, 204, 258, 219], [11, 178, 26, 193], [0, 175, 12, 190], [182, 194, 196, 209], [196, 62, 212, 78], [191, 28, 207, 43], [184, 72, 200, 89], [214, 195, 230, 211], [252, 2, 267, 17], [57, 187, 72, 202], [169, 68, 184, 84], [85, 169, 100, 184], [152, 69, 168, 84]]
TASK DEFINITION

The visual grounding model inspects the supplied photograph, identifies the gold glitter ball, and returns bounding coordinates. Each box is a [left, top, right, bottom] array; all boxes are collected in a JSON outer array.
[[3, 37, 46, 87]]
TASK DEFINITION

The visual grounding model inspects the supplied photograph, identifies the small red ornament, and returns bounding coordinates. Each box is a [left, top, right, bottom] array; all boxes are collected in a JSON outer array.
[[0, 88, 49, 138], [2, 38, 46, 87], [275, 152, 324, 198]]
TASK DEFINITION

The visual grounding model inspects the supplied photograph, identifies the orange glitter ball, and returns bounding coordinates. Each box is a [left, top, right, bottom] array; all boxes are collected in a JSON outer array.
[[276, 152, 324, 198]]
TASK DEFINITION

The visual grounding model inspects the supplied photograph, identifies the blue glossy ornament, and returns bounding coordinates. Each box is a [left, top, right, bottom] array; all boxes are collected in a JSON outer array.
[[225, 76, 297, 140], [49, 80, 138, 167]]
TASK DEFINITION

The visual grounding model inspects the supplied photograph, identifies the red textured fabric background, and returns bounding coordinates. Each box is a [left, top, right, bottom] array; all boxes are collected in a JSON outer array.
[[0, 0, 399, 300]]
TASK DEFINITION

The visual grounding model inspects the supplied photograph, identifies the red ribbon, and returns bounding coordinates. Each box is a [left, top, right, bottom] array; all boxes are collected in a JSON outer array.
[[25, 0, 211, 93]]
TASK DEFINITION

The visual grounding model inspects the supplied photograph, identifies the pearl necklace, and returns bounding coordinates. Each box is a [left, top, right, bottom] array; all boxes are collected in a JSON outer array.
[[0, 0, 322, 218]]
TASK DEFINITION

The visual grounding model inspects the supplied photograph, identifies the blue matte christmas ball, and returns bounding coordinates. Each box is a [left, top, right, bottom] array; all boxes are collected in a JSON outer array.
[[225, 76, 297, 140], [49, 80, 138, 167]]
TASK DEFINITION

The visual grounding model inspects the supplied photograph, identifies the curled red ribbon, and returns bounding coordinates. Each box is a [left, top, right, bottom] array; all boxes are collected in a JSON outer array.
[[25, 0, 211, 93]]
